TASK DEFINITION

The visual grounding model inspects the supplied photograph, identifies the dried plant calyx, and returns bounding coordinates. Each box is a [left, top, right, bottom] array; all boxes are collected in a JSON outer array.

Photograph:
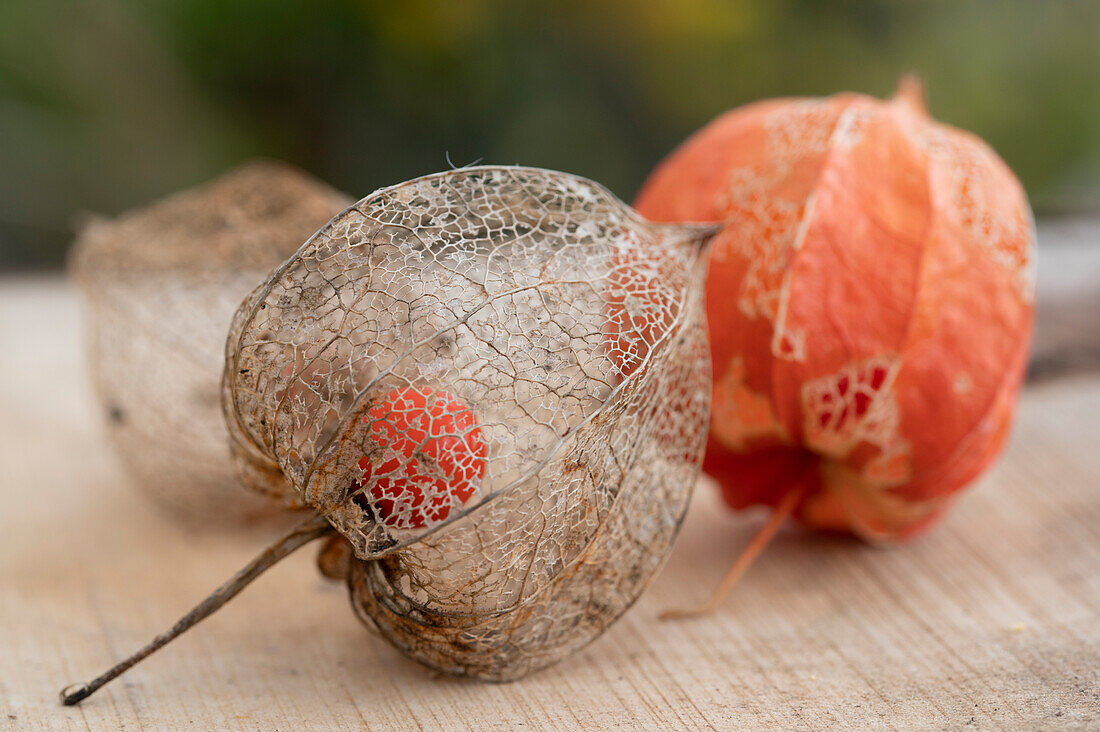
[[69, 161, 352, 524], [225, 165, 717, 679]]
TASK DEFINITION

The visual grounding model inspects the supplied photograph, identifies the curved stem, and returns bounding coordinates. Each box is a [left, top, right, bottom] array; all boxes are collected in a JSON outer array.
[[660, 482, 807, 621], [60, 513, 333, 706]]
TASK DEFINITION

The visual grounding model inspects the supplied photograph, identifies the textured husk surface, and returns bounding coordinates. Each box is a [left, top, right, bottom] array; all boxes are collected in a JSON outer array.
[[224, 166, 714, 679], [70, 161, 352, 524]]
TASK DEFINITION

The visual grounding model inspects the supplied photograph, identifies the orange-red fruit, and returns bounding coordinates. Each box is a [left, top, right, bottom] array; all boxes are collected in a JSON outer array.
[[635, 80, 1035, 541], [353, 387, 487, 529]]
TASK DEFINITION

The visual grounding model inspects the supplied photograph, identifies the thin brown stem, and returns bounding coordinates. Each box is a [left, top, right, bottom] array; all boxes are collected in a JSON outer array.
[[60, 513, 333, 706], [660, 482, 807, 621]]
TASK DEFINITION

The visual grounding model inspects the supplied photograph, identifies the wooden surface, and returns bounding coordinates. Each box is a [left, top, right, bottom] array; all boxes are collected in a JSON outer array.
[[1, 276, 1098, 731]]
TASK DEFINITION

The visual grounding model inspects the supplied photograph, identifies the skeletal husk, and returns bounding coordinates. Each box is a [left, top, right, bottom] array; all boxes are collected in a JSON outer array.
[[69, 161, 352, 525], [224, 166, 714, 679]]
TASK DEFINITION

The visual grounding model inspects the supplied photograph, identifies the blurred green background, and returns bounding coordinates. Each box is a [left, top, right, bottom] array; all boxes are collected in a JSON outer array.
[[1, 0, 1098, 269]]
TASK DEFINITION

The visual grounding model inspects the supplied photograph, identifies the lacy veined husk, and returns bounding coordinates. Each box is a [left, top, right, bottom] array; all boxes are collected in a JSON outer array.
[[69, 161, 352, 524], [223, 166, 715, 680]]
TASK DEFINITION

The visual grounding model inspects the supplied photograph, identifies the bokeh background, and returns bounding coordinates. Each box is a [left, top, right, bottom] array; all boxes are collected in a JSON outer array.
[[1, 0, 1098, 269]]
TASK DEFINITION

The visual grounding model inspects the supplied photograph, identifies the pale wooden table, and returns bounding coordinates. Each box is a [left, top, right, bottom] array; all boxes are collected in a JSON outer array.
[[2, 276, 1098, 730]]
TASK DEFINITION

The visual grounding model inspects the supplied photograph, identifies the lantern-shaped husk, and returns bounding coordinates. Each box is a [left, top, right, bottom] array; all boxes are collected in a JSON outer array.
[[223, 167, 715, 679], [635, 81, 1035, 541], [70, 161, 351, 524]]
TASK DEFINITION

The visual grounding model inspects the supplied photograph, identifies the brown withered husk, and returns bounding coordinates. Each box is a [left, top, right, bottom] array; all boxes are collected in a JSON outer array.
[[69, 161, 351, 524]]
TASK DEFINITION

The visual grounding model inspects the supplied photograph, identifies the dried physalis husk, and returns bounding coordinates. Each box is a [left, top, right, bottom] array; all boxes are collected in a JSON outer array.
[[224, 166, 715, 680], [60, 166, 715, 705], [69, 161, 351, 524]]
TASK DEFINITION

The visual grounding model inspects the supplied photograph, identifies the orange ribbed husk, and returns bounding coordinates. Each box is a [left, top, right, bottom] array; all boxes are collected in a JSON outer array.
[[635, 81, 1035, 541]]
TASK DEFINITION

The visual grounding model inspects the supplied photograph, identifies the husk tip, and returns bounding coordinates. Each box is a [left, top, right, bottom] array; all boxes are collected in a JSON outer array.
[[893, 74, 928, 115]]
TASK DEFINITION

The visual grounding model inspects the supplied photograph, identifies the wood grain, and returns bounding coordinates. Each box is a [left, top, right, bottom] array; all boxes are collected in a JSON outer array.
[[1, 276, 1097, 730]]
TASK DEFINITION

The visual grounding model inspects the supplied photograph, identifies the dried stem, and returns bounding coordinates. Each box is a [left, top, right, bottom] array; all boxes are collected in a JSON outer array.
[[60, 513, 333, 706], [893, 74, 928, 115], [659, 482, 808, 621]]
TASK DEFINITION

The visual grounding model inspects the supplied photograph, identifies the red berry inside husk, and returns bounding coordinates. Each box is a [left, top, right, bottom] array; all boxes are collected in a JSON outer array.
[[352, 386, 487, 529]]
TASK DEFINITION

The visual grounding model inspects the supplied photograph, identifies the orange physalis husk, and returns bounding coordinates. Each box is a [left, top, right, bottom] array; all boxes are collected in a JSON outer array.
[[635, 77, 1035, 615]]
